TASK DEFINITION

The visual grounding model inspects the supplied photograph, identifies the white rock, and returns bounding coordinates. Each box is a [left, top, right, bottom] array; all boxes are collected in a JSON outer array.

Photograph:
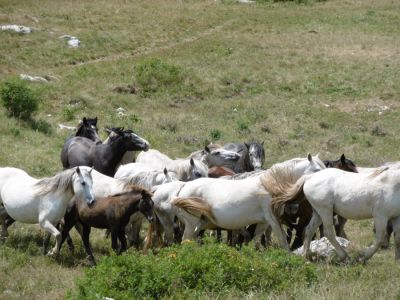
[[116, 107, 126, 113], [20, 74, 48, 82], [58, 124, 76, 131], [1, 25, 32, 33], [293, 237, 350, 257], [59, 35, 81, 48]]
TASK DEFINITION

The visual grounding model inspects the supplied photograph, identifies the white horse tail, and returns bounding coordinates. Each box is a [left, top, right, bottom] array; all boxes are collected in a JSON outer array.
[[171, 197, 217, 224], [269, 175, 308, 220]]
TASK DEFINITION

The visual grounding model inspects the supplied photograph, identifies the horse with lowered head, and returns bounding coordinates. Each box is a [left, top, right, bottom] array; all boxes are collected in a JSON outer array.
[[59, 185, 154, 265], [61, 127, 149, 177]]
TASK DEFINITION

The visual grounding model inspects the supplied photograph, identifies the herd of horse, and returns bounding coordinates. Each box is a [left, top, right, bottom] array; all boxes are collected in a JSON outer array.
[[1, 116, 400, 265]]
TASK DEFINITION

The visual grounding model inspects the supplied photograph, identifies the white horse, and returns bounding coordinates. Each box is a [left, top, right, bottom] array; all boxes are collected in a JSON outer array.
[[0, 167, 95, 255], [149, 154, 325, 247], [271, 166, 400, 262], [135, 149, 208, 181]]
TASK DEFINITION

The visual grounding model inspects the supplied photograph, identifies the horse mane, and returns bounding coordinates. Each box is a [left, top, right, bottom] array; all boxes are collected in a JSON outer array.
[[110, 183, 152, 198], [119, 170, 167, 190], [172, 197, 217, 224], [35, 168, 76, 197]]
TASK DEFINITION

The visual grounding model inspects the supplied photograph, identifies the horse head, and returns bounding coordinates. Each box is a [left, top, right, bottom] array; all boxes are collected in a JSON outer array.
[[122, 129, 150, 151], [304, 153, 326, 175], [73, 167, 96, 207], [138, 189, 154, 223], [76, 117, 101, 144], [324, 154, 358, 173], [245, 141, 265, 171], [188, 158, 209, 180]]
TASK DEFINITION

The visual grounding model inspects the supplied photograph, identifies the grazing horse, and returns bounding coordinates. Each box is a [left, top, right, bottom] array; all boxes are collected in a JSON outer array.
[[0, 167, 95, 256], [212, 141, 265, 173], [271, 166, 400, 262], [189, 145, 242, 167], [135, 149, 209, 181], [59, 185, 154, 265], [74, 117, 101, 144], [61, 127, 149, 177], [147, 154, 325, 248]]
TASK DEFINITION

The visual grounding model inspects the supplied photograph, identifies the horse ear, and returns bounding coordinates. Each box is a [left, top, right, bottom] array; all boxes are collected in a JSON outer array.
[[94, 117, 98, 125], [204, 146, 210, 153], [76, 167, 81, 174], [163, 168, 168, 176], [261, 141, 265, 146], [105, 127, 111, 134], [340, 153, 346, 163], [190, 158, 195, 166], [82, 117, 88, 125], [89, 167, 93, 174], [307, 153, 312, 162], [244, 143, 250, 149]]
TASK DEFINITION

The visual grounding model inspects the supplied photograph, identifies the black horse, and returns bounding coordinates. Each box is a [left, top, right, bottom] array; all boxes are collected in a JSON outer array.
[[74, 117, 102, 144], [61, 127, 149, 177]]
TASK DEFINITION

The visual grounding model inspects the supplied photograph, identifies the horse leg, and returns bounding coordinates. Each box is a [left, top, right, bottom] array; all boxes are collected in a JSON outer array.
[[155, 209, 175, 246], [40, 219, 61, 256], [263, 208, 289, 251], [336, 215, 348, 239], [81, 225, 95, 265], [381, 221, 393, 249], [253, 224, 269, 250], [320, 213, 349, 262], [117, 229, 127, 254], [0, 208, 11, 237], [391, 217, 400, 260], [111, 231, 119, 252], [361, 216, 387, 262], [303, 212, 322, 259]]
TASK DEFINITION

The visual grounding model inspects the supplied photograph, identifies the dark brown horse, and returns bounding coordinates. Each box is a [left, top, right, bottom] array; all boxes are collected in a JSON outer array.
[[59, 185, 154, 265]]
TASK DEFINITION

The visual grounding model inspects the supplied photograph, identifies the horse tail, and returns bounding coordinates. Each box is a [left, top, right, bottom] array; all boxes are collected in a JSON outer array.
[[270, 175, 308, 220], [143, 221, 154, 253], [143, 213, 163, 253], [171, 197, 217, 224]]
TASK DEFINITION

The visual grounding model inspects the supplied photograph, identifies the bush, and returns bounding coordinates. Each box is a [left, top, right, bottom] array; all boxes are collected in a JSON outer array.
[[69, 240, 317, 299], [1, 79, 39, 120], [134, 58, 185, 95]]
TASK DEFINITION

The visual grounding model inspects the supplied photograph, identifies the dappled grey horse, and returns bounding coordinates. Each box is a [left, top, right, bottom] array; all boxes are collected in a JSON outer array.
[[209, 141, 265, 173], [61, 127, 149, 177]]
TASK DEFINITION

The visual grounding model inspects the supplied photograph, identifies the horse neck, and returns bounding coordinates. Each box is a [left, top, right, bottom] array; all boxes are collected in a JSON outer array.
[[101, 139, 129, 172], [117, 192, 142, 215]]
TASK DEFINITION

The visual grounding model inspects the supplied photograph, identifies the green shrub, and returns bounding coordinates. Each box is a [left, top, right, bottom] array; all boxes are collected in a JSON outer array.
[[134, 58, 185, 95], [62, 105, 77, 121], [30, 119, 53, 135], [1, 79, 39, 120], [209, 128, 222, 140], [69, 240, 317, 299]]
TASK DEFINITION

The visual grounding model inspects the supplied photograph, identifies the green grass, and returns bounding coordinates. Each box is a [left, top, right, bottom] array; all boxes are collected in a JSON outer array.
[[1, 0, 400, 298]]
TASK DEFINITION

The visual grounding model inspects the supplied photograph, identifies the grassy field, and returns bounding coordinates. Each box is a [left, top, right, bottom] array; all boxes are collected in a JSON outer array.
[[0, 0, 400, 298]]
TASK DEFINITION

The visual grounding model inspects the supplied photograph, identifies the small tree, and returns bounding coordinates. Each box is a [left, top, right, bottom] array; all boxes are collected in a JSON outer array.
[[1, 79, 39, 120]]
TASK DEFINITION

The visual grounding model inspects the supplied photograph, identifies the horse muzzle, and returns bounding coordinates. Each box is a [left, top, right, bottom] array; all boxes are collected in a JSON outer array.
[[87, 198, 96, 207]]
